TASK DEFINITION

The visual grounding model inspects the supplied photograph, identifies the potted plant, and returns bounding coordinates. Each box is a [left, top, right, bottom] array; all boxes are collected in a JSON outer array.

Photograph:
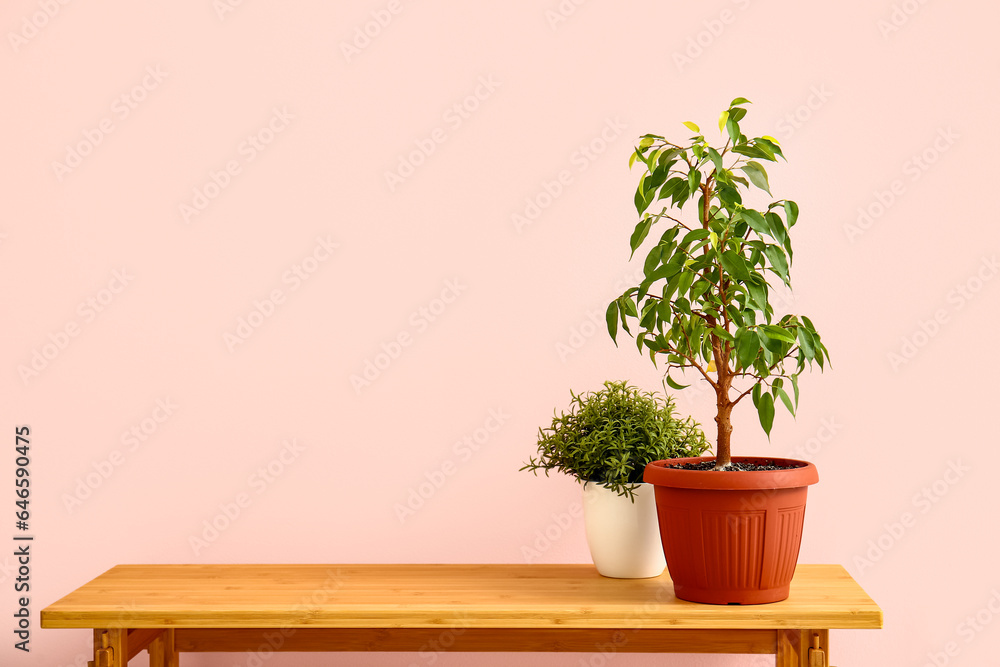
[[606, 98, 830, 604], [521, 380, 709, 578]]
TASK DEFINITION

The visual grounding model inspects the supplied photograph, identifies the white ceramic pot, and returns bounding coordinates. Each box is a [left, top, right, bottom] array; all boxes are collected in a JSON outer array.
[[582, 481, 666, 579]]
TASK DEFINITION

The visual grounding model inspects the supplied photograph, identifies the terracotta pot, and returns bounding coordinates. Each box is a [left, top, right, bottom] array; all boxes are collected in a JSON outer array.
[[643, 456, 819, 605]]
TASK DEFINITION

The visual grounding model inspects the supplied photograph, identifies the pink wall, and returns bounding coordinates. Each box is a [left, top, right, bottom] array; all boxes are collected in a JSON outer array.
[[2, 1, 997, 665]]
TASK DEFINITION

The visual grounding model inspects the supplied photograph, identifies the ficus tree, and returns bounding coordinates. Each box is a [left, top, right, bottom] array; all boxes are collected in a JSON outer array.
[[606, 98, 829, 470]]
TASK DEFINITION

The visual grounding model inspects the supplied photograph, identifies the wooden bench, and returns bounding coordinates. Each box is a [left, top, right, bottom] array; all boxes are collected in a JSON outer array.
[[41, 563, 881, 666]]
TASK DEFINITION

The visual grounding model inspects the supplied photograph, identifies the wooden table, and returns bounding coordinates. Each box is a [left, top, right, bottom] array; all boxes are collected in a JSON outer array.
[[41, 564, 881, 667]]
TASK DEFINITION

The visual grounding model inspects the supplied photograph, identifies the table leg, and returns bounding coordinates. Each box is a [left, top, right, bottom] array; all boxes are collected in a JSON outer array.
[[90, 628, 127, 667], [148, 629, 179, 667], [776, 629, 830, 667]]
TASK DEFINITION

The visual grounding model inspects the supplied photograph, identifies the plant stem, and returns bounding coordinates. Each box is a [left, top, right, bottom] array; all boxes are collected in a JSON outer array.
[[715, 398, 733, 468], [700, 177, 734, 470]]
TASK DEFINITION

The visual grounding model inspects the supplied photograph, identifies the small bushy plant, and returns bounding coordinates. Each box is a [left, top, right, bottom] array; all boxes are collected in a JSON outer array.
[[521, 381, 709, 500]]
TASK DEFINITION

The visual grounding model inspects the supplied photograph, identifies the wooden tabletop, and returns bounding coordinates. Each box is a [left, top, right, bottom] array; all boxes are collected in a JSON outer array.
[[41, 563, 882, 631]]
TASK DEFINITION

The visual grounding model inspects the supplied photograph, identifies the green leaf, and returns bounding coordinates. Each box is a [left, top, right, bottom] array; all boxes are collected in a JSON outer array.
[[758, 391, 775, 437], [745, 275, 767, 310], [726, 118, 741, 144], [790, 373, 800, 408], [689, 279, 711, 303], [642, 245, 663, 277], [638, 136, 656, 149], [717, 185, 743, 209], [765, 212, 787, 246], [718, 111, 730, 133], [757, 137, 784, 160], [687, 168, 701, 195], [784, 200, 799, 227], [680, 228, 711, 247], [657, 148, 680, 167], [760, 324, 796, 344], [682, 121, 701, 133], [711, 326, 735, 342], [775, 386, 795, 416], [659, 177, 684, 202], [706, 146, 723, 173], [741, 210, 770, 237], [640, 299, 658, 329], [797, 326, 816, 359], [764, 245, 789, 283], [740, 161, 771, 195], [751, 139, 776, 161], [665, 373, 689, 391], [720, 250, 751, 282], [606, 302, 619, 345], [730, 97, 751, 107], [656, 299, 672, 323], [676, 270, 694, 297], [629, 218, 653, 258], [731, 144, 770, 160], [645, 164, 670, 191], [735, 329, 758, 370], [634, 185, 651, 215]]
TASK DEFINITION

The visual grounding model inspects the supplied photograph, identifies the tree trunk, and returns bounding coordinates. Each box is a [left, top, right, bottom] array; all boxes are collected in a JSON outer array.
[[714, 395, 734, 469]]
